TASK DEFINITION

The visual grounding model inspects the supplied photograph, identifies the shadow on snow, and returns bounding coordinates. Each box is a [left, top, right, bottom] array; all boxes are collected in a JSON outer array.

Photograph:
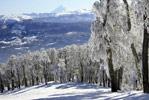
[[1, 82, 149, 100], [33, 91, 149, 100], [55, 83, 103, 89]]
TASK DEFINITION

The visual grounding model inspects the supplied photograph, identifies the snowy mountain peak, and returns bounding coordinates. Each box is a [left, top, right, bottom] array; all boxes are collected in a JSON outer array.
[[51, 5, 67, 13]]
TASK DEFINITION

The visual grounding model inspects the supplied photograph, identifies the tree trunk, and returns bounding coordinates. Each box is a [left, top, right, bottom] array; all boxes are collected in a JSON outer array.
[[60, 76, 63, 83], [80, 62, 84, 83], [7, 83, 10, 91], [17, 69, 20, 89], [17, 74, 20, 89], [0, 75, 4, 93], [115, 70, 119, 90], [41, 77, 43, 83], [68, 73, 72, 82], [36, 76, 39, 85], [103, 70, 105, 87], [108, 78, 111, 87], [31, 74, 34, 86], [43, 65, 48, 85], [23, 65, 27, 87], [44, 73, 48, 85], [11, 70, 14, 90], [105, 74, 108, 86], [107, 47, 117, 92], [131, 43, 142, 90], [117, 67, 123, 90], [123, 0, 131, 31], [142, 14, 149, 93]]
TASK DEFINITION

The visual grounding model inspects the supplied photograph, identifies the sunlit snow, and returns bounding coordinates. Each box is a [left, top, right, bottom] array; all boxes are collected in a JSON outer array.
[[0, 82, 148, 100]]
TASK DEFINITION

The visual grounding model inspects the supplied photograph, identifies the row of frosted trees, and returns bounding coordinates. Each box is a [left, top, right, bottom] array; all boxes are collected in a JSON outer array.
[[0, 45, 107, 93], [0, 0, 148, 93]]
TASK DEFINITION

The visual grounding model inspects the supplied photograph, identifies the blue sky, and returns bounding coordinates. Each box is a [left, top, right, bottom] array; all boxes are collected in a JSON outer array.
[[0, 0, 97, 15]]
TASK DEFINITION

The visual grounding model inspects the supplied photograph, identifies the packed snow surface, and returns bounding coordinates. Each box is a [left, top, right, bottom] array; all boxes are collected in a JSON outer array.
[[0, 82, 149, 100]]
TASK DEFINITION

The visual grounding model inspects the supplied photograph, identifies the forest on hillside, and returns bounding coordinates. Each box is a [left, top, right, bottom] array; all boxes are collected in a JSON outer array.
[[0, 0, 149, 94]]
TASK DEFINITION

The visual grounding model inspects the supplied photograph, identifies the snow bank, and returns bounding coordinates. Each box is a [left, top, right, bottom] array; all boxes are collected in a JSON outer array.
[[0, 82, 148, 100]]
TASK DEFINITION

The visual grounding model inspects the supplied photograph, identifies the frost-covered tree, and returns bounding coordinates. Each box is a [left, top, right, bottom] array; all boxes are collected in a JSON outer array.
[[0, 63, 5, 93], [59, 45, 77, 82], [89, 0, 124, 92], [7, 55, 18, 90], [47, 48, 58, 82], [40, 48, 51, 85], [129, 0, 149, 93], [139, 0, 149, 93], [20, 54, 29, 87], [32, 51, 43, 85], [57, 59, 66, 83], [88, 0, 146, 92]]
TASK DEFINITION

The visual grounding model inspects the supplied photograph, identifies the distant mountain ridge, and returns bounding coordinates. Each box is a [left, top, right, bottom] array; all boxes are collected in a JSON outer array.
[[0, 8, 94, 23]]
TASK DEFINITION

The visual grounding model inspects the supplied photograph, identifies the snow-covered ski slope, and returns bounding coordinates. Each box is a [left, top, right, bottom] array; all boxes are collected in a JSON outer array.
[[0, 82, 149, 100]]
